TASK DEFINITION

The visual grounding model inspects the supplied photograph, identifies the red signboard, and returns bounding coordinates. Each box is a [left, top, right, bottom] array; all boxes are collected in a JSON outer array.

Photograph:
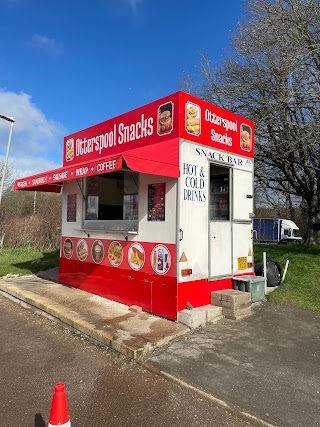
[[179, 92, 254, 158], [15, 91, 254, 191], [63, 93, 180, 167], [62, 91, 254, 168]]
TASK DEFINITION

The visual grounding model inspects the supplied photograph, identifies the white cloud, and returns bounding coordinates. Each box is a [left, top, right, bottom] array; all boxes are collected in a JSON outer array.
[[8, 155, 60, 180], [26, 34, 64, 56], [0, 89, 65, 179]]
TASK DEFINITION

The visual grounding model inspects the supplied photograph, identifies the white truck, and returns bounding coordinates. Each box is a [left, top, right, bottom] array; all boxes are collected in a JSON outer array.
[[253, 218, 302, 244]]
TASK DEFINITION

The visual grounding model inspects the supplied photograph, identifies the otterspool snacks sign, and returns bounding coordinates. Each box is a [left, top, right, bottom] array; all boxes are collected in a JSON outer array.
[[63, 93, 180, 167], [63, 91, 253, 167], [179, 92, 253, 156], [14, 91, 253, 193]]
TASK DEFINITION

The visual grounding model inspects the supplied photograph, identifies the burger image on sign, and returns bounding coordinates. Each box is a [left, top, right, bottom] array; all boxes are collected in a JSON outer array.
[[185, 102, 201, 135], [240, 124, 252, 152], [157, 102, 174, 136]]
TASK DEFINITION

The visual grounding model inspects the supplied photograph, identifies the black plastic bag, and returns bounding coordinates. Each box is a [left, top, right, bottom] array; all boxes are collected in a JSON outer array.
[[254, 260, 282, 287]]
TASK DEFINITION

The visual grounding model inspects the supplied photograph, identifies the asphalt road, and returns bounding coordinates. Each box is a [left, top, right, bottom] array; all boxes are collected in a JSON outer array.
[[148, 302, 320, 427], [0, 294, 254, 427]]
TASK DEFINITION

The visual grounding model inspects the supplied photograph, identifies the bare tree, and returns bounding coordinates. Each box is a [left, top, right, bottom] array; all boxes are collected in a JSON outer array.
[[181, 0, 320, 243], [0, 190, 62, 249]]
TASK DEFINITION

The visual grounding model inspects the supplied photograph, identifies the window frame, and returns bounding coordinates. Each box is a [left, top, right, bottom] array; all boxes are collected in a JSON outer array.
[[81, 170, 139, 234]]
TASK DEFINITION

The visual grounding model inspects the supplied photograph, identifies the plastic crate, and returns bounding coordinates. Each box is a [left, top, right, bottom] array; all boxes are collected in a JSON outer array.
[[233, 276, 265, 303]]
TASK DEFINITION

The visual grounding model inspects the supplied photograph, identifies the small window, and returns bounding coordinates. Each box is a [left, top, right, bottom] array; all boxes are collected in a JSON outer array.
[[293, 229, 301, 237]]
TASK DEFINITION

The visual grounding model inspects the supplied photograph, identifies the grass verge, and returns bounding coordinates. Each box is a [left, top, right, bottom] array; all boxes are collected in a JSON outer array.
[[1, 245, 319, 313], [254, 244, 320, 312], [0, 248, 59, 277]]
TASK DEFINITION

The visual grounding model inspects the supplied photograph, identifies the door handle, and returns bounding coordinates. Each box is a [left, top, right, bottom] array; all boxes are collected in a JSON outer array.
[[179, 229, 183, 241]]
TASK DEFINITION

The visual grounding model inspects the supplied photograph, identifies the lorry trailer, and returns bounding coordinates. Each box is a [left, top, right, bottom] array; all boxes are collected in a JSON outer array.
[[253, 218, 302, 244]]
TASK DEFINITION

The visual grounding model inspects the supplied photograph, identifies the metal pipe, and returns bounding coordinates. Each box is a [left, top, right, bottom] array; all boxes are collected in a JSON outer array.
[[0, 117, 15, 206], [280, 260, 290, 285], [263, 251, 267, 292]]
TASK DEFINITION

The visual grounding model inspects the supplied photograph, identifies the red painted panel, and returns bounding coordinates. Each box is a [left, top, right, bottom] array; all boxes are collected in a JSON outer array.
[[59, 258, 180, 319], [177, 278, 233, 312], [123, 138, 180, 178], [58, 238, 245, 320], [233, 272, 255, 277], [59, 236, 178, 319], [179, 92, 254, 158], [151, 276, 178, 321], [59, 258, 151, 309]]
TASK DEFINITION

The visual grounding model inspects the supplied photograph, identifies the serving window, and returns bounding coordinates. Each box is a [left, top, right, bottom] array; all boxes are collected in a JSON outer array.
[[82, 171, 139, 233]]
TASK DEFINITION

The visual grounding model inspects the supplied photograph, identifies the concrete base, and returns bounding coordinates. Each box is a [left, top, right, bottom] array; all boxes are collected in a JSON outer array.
[[178, 305, 223, 329], [178, 289, 253, 328], [211, 289, 252, 320]]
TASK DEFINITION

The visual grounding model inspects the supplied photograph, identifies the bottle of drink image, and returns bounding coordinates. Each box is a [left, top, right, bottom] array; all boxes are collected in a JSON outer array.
[[157, 249, 164, 271], [164, 253, 169, 270], [153, 250, 157, 268]]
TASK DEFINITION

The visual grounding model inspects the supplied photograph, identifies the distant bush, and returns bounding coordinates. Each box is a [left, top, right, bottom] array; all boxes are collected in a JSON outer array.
[[0, 190, 61, 250]]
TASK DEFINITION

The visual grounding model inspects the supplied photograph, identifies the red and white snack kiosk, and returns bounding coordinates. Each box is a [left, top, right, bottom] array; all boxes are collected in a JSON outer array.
[[14, 92, 254, 321]]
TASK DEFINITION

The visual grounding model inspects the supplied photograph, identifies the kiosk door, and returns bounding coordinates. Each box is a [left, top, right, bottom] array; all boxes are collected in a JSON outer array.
[[209, 164, 232, 277]]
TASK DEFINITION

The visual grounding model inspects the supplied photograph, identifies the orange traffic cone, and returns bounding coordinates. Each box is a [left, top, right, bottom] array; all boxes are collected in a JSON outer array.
[[48, 382, 71, 427]]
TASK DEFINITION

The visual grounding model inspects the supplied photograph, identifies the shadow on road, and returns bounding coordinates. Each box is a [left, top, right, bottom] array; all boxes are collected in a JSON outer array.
[[34, 413, 46, 427]]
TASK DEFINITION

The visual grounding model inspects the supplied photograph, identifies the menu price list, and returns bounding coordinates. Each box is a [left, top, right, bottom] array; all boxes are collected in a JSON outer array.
[[147, 183, 166, 221]]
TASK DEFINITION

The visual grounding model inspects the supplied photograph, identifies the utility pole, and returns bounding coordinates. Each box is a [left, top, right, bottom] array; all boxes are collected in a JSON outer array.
[[0, 114, 15, 206]]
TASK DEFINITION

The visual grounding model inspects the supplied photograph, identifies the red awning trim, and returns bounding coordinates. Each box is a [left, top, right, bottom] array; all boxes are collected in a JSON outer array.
[[14, 139, 180, 193], [14, 155, 123, 192], [122, 138, 180, 178]]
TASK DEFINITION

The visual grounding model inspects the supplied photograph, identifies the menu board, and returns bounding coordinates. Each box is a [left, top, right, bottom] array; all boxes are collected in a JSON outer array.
[[147, 183, 166, 221], [67, 194, 77, 222]]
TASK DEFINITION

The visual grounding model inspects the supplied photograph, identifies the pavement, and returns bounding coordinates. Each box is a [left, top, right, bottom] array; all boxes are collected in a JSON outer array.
[[0, 268, 320, 427], [0, 268, 188, 359]]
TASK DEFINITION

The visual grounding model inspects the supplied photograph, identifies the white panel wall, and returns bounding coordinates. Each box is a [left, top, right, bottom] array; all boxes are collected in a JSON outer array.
[[61, 179, 85, 238], [232, 222, 253, 275], [136, 174, 177, 244], [178, 140, 254, 281], [233, 168, 254, 221], [178, 141, 209, 282]]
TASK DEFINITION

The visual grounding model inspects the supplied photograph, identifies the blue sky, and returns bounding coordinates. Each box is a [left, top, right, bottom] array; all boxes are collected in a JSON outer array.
[[0, 0, 244, 179]]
